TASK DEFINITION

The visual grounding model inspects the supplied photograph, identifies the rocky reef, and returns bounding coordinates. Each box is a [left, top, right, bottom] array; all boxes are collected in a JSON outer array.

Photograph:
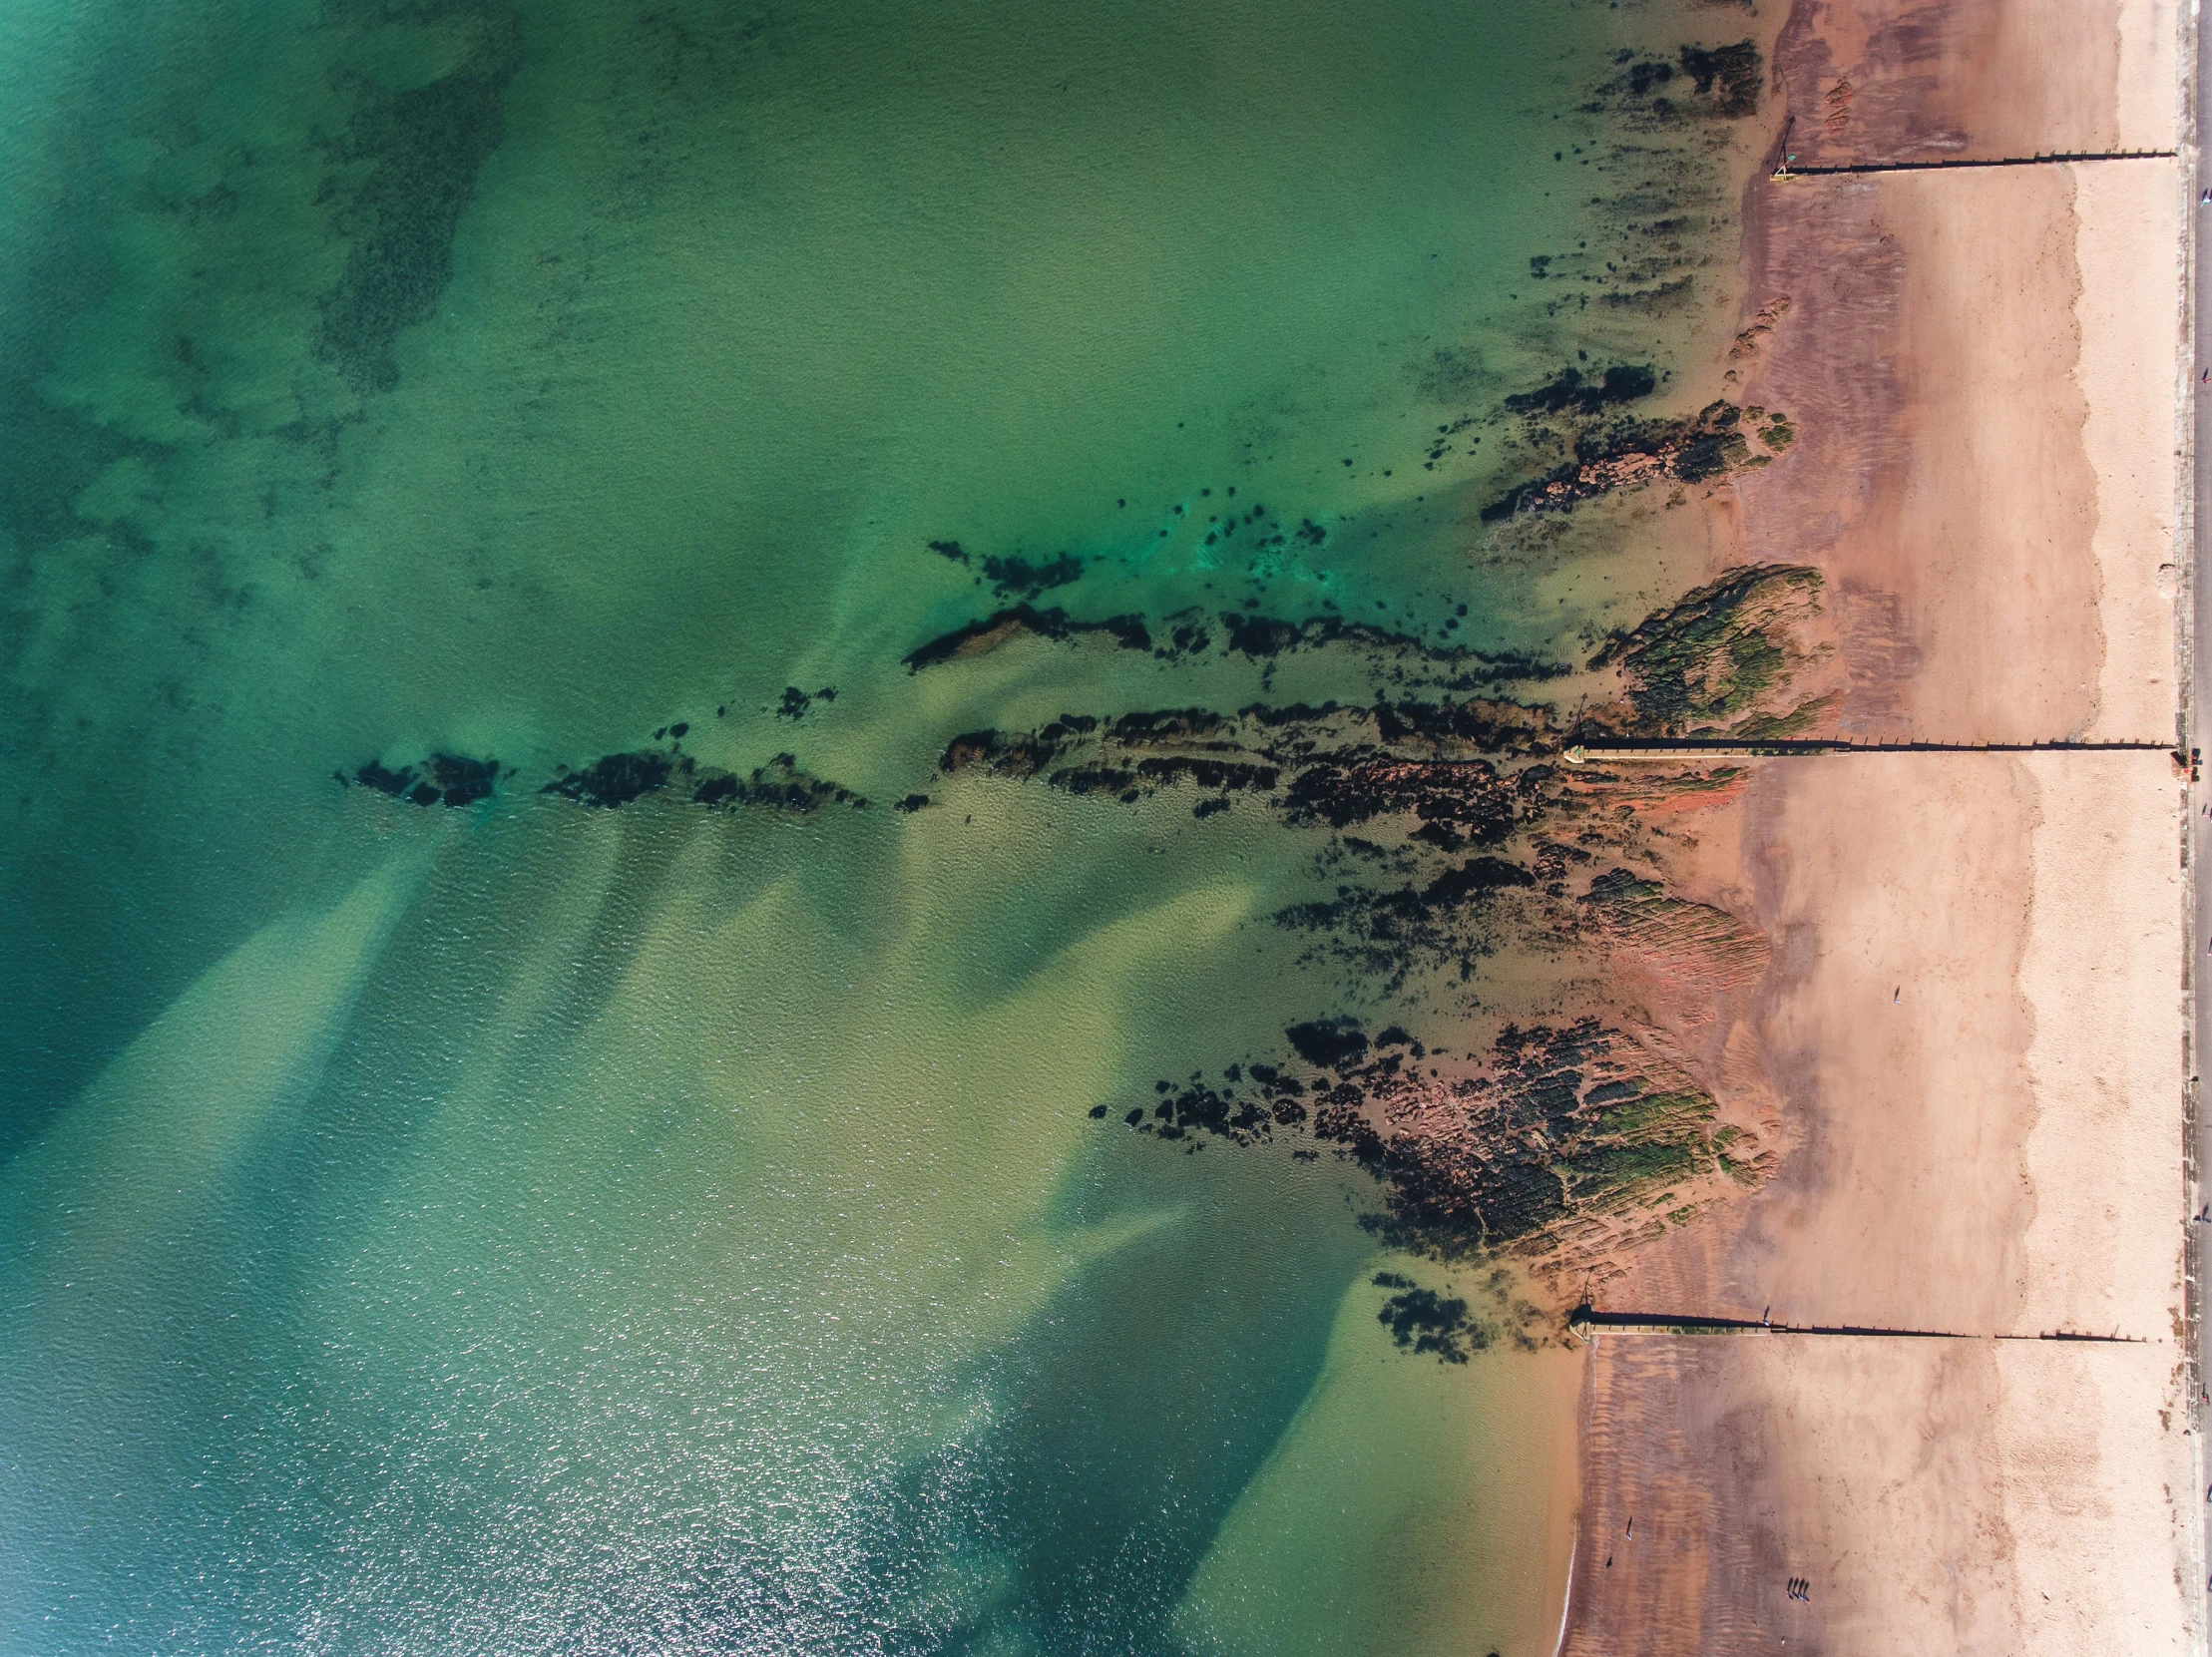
[[1102, 1009, 1773, 1299], [1482, 398, 1796, 521], [934, 571, 1813, 1300], [336, 569, 1810, 1330]]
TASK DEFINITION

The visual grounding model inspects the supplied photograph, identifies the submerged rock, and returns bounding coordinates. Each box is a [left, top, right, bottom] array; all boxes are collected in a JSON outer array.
[[903, 605, 1151, 671], [543, 749, 866, 813], [1376, 1285, 1482, 1364], [346, 752, 503, 807], [1503, 364, 1656, 418], [1285, 1017, 1370, 1069], [691, 753, 868, 812], [542, 751, 672, 808], [981, 552, 1085, 599]]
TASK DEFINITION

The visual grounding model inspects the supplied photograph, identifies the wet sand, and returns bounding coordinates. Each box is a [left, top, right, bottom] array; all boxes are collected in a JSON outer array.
[[1560, 1, 2195, 1648], [1564, 1335, 2193, 1656], [1769, 0, 2175, 168]]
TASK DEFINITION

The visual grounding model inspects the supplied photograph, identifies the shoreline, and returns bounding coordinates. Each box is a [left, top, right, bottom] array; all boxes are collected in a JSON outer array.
[[1556, 0, 2196, 1647]]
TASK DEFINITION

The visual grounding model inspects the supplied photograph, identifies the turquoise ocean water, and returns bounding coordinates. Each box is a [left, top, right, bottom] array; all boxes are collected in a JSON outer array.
[[0, 1, 1748, 1649]]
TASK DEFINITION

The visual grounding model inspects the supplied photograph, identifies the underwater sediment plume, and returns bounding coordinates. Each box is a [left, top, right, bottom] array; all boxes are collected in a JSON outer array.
[[2, 0, 2194, 1650]]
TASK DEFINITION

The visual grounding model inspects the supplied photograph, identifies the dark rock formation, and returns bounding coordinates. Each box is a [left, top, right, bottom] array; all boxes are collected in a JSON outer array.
[[544, 749, 865, 813], [925, 540, 1087, 599], [982, 552, 1085, 599], [1584, 564, 1832, 737], [1591, 39, 1763, 122], [1679, 41, 1763, 118], [1375, 1281, 1482, 1364], [691, 753, 867, 812], [1504, 364, 1657, 418], [1285, 1017, 1370, 1069], [1482, 400, 1794, 521]]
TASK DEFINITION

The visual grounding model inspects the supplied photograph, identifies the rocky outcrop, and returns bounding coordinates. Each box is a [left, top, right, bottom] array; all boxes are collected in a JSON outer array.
[[1482, 400, 1798, 521], [1098, 1013, 1773, 1293], [1584, 564, 1837, 737]]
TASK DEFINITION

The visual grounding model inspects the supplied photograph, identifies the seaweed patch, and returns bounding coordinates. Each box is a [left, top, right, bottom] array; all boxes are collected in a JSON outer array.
[[313, 6, 526, 393], [544, 748, 866, 812], [343, 752, 506, 807]]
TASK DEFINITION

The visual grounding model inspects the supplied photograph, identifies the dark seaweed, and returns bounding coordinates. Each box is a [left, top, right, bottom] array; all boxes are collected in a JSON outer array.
[[348, 751, 501, 807], [313, 8, 525, 393], [541, 750, 671, 807], [1504, 364, 1656, 417], [1377, 1286, 1482, 1363]]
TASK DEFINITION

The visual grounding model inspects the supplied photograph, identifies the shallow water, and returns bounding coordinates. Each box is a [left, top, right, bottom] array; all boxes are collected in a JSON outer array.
[[0, 0, 1742, 1649]]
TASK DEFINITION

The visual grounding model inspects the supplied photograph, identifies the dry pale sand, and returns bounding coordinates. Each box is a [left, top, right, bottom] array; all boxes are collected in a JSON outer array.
[[1556, 0, 2194, 1646]]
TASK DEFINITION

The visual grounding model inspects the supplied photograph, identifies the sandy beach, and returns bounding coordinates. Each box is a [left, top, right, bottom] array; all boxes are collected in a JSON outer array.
[[1565, 1335, 2192, 1655], [1728, 67, 2179, 740], [1559, 1, 2197, 1648], [1770, 0, 2173, 167]]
